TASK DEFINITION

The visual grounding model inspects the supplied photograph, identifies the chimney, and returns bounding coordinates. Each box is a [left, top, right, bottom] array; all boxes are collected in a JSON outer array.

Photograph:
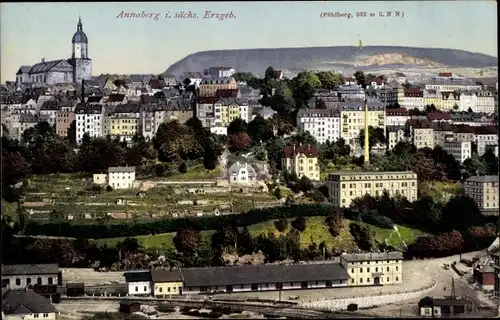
[[41, 57, 45, 63], [363, 99, 370, 167], [81, 79, 85, 104]]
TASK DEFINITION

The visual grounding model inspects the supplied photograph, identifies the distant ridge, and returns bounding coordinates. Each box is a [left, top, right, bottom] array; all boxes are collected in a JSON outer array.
[[163, 46, 497, 77]]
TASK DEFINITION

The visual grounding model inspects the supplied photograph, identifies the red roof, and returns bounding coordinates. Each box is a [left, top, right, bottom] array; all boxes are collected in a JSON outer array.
[[474, 126, 498, 135], [428, 112, 452, 121], [273, 70, 282, 79], [406, 119, 432, 128], [215, 89, 239, 98], [283, 144, 319, 158], [439, 72, 452, 77], [375, 78, 384, 85], [403, 88, 423, 97]]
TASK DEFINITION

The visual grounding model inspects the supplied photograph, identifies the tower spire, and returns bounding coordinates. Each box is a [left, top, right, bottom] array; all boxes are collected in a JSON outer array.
[[77, 16, 82, 31], [363, 99, 370, 166]]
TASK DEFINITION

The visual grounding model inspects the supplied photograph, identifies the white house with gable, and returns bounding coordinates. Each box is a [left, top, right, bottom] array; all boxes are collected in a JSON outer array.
[[124, 271, 152, 296], [108, 166, 136, 189], [228, 161, 257, 184]]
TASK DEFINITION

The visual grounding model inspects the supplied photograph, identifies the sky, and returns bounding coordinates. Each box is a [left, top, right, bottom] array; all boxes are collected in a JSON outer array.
[[1, 1, 497, 81]]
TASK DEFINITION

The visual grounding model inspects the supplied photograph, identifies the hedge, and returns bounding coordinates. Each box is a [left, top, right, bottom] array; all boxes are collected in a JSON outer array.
[[24, 204, 337, 239]]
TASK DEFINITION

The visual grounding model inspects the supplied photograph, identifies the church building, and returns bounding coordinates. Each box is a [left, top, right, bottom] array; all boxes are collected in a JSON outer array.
[[16, 17, 92, 85]]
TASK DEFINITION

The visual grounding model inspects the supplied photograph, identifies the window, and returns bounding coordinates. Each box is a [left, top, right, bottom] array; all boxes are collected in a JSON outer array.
[[34, 315, 39, 318], [37, 277, 42, 285], [144, 286, 147, 292], [159, 287, 163, 292], [387, 277, 390, 282], [375, 267, 378, 272], [27, 278, 31, 285], [48, 277, 53, 285], [366, 278, 370, 282], [360, 278, 363, 283], [360, 268, 363, 273], [168, 287, 171, 292], [396, 266, 399, 271], [387, 267, 390, 271], [16, 278, 21, 286], [396, 276, 399, 281], [351, 279, 355, 284], [43, 314, 48, 318], [367, 268, 370, 272]]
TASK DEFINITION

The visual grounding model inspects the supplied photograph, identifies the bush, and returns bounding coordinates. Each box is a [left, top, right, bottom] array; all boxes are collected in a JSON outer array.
[[349, 222, 373, 251], [178, 162, 188, 173], [106, 185, 113, 192], [360, 214, 394, 229], [155, 163, 165, 177], [291, 216, 306, 233], [325, 214, 343, 237]]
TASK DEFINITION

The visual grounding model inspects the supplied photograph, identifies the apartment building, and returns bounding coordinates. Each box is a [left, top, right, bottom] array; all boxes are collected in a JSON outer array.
[[340, 252, 404, 286], [108, 166, 136, 189], [337, 85, 366, 101], [340, 101, 385, 148], [463, 175, 499, 214], [423, 89, 440, 108], [475, 91, 496, 114], [39, 100, 60, 126], [400, 88, 424, 110], [213, 98, 250, 127], [75, 103, 104, 145], [473, 126, 498, 156], [104, 104, 140, 143], [387, 126, 407, 150], [326, 171, 418, 208], [378, 86, 398, 104], [424, 78, 482, 92], [55, 106, 76, 137], [281, 144, 320, 181], [385, 108, 409, 127], [199, 77, 237, 97], [413, 127, 434, 149], [296, 108, 340, 144], [443, 139, 471, 163], [440, 91, 461, 111]]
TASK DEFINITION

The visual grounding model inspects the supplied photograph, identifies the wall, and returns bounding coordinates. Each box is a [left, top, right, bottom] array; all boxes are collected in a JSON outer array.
[[127, 281, 152, 295], [305, 281, 436, 311], [3, 274, 59, 290], [23, 312, 56, 320], [154, 281, 183, 297]]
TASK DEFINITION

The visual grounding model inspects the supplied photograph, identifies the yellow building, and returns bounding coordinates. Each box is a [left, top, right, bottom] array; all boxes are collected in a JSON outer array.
[[340, 252, 404, 286], [423, 89, 441, 108], [463, 175, 499, 213], [199, 77, 237, 97], [213, 98, 249, 127], [151, 269, 184, 297], [440, 92, 460, 111], [412, 127, 434, 149], [340, 103, 385, 148], [104, 104, 140, 142], [281, 144, 321, 181], [326, 171, 418, 207]]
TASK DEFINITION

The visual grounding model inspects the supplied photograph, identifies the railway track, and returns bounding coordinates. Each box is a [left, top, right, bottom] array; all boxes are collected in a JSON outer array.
[[59, 296, 370, 318]]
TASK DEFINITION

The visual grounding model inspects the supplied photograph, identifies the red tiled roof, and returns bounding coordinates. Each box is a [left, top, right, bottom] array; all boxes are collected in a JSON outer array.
[[406, 119, 432, 128], [474, 126, 498, 135], [273, 70, 282, 79], [428, 112, 452, 121], [439, 72, 452, 77], [215, 89, 238, 98], [283, 144, 319, 158], [375, 78, 384, 85]]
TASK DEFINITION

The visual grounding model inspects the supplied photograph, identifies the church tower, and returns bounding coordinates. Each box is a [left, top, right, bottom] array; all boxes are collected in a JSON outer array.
[[69, 17, 92, 83]]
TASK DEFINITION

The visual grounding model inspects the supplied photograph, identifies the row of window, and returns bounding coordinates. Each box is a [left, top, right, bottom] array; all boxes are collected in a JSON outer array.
[[352, 276, 398, 284], [32, 314, 51, 318], [351, 266, 399, 273], [5, 276, 54, 286]]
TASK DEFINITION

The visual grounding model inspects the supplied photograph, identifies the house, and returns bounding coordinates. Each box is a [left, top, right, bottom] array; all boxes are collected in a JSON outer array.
[[418, 296, 466, 318], [492, 249, 500, 298], [55, 105, 76, 138], [199, 77, 237, 98], [92, 173, 107, 185], [75, 103, 104, 145], [443, 140, 471, 163], [108, 166, 136, 190], [296, 109, 340, 144], [2, 289, 56, 320], [151, 268, 184, 297], [227, 162, 257, 184], [340, 100, 385, 149], [463, 175, 499, 215], [340, 252, 403, 286], [401, 88, 424, 110], [473, 265, 495, 290], [124, 271, 152, 296], [119, 300, 141, 314], [281, 144, 320, 181], [2, 264, 60, 290]]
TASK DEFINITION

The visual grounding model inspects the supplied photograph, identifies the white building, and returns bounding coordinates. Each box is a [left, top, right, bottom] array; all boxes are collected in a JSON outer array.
[[401, 88, 424, 110], [228, 161, 257, 184], [210, 126, 227, 136], [108, 166, 136, 189], [443, 140, 471, 163], [1, 264, 59, 290], [424, 78, 483, 92], [207, 67, 235, 78], [75, 103, 104, 145], [387, 128, 407, 150], [386, 108, 410, 126], [475, 127, 499, 156], [475, 91, 496, 114], [296, 108, 340, 144], [124, 271, 152, 296], [39, 102, 60, 127], [337, 85, 366, 101], [183, 72, 204, 87]]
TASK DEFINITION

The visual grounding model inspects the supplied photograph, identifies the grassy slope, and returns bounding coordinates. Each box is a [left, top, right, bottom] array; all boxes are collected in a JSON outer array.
[[92, 216, 425, 251]]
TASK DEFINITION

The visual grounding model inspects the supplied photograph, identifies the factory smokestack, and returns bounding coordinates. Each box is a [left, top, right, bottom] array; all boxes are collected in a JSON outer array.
[[363, 99, 370, 166], [81, 79, 85, 104]]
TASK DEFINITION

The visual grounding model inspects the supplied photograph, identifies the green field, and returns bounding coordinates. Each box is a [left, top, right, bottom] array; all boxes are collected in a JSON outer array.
[[166, 163, 221, 181], [91, 216, 425, 252]]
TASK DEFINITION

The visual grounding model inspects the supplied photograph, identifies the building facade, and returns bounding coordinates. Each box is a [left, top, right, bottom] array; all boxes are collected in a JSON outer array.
[[340, 252, 403, 286], [228, 161, 257, 184], [281, 144, 320, 181], [124, 271, 152, 296], [108, 166, 136, 189], [340, 101, 385, 148], [443, 140, 471, 163], [326, 171, 418, 207], [296, 109, 340, 144], [75, 104, 104, 145], [1, 264, 60, 290], [463, 175, 499, 214]]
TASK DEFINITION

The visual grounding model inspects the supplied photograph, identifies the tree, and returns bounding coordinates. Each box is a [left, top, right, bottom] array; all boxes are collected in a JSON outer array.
[[182, 78, 191, 86], [211, 224, 239, 253], [237, 226, 255, 255], [2, 151, 31, 187], [325, 212, 343, 237], [441, 195, 483, 231], [353, 71, 366, 88], [291, 216, 307, 233], [359, 126, 386, 152], [316, 71, 343, 89], [274, 217, 288, 232], [349, 222, 373, 251], [117, 237, 141, 256], [227, 118, 248, 136], [233, 72, 256, 83], [297, 176, 314, 193], [247, 115, 274, 144], [173, 228, 201, 255], [315, 99, 327, 109], [228, 132, 252, 153]]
